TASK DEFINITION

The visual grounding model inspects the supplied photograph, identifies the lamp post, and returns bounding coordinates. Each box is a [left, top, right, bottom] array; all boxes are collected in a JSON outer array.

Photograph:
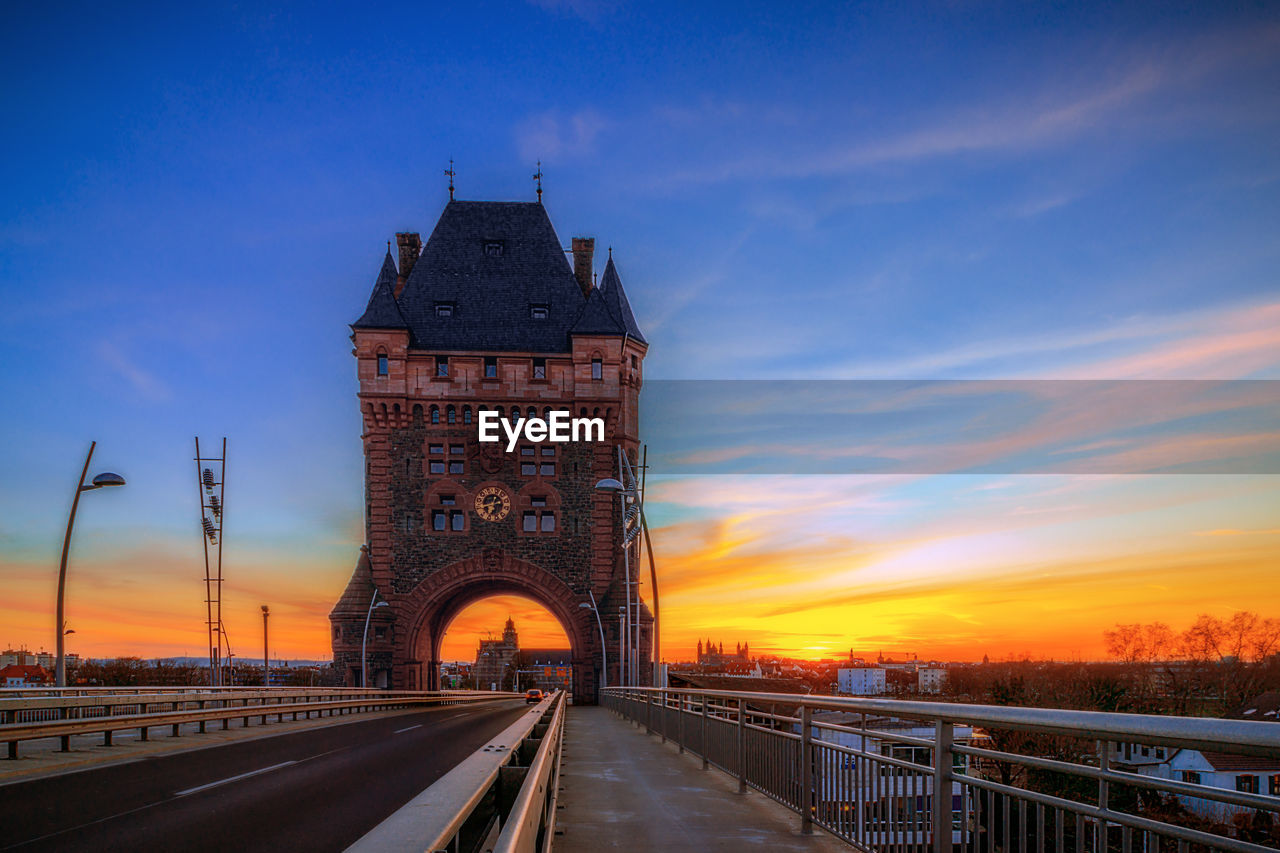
[[261, 605, 270, 687], [361, 591, 389, 688], [578, 593, 608, 691], [56, 441, 126, 687], [596, 446, 660, 687]]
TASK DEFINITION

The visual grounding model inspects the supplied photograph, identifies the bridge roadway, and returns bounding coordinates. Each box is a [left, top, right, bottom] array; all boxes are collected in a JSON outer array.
[[0, 698, 527, 852]]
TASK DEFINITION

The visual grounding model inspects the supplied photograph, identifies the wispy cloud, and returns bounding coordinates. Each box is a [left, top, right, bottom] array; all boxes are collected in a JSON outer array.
[[515, 110, 609, 162], [96, 341, 171, 401]]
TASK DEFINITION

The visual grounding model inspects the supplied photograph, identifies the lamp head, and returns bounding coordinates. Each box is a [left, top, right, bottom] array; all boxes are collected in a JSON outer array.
[[261, 605, 270, 614], [594, 478, 626, 493], [374, 601, 390, 609]]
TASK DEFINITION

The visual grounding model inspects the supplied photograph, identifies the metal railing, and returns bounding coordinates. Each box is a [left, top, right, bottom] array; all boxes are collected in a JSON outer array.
[[1, 688, 518, 759], [603, 687, 1280, 853], [348, 691, 565, 853]]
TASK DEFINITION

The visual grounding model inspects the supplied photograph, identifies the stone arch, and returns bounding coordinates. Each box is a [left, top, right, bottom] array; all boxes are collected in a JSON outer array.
[[396, 550, 601, 701]]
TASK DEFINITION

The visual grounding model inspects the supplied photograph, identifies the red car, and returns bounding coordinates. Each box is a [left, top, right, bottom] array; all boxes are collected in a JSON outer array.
[[525, 689, 544, 703]]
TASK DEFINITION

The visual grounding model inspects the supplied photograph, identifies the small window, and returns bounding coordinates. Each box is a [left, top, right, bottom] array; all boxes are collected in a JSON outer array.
[[450, 511, 465, 531], [430, 460, 445, 474], [377, 354, 389, 376], [431, 407, 440, 424], [484, 357, 497, 379], [631, 355, 638, 368], [540, 462, 555, 476], [531, 496, 547, 507], [439, 494, 456, 506], [533, 358, 546, 379], [530, 305, 548, 320], [333, 626, 341, 639], [463, 406, 472, 424], [432, 510, 447, 531], [541, 512, 556, 532], [591, 358, 602, 380], [449, 461, 464, 475], [450, 444, 464, 454], [1270, 774, 1280, 796], [399, 513, 418, 534], [521, 447, 535, 457], [1237, 775, 1259, 794], [429, 444, 444, 454], [1182, 771, 1201, 785], [541, 447, 556, 456], [522, 461, 537, 476], [523, 511, 537, 532], [484, 241, 504, 257], [435, 303, 454, 317], [436, 357, 449, 377]]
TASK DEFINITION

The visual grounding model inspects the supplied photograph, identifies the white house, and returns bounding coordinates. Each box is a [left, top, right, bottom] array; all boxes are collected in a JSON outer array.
[[838, 665, 886, 695]]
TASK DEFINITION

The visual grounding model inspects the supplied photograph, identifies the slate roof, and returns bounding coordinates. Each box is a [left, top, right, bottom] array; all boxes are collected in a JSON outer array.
[[353, 251, 408, 330], [392, 201, 589, 352], [569, 256, 647, 344], [329, 546, 375, 620]]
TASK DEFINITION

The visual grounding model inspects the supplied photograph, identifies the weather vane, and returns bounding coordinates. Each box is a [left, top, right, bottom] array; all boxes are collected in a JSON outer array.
[[533, 160, 544, 203], [445, 159, 456, 201]]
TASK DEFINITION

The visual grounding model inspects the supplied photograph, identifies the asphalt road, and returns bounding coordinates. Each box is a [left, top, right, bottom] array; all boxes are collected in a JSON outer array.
[[0, 699, 529, 852]]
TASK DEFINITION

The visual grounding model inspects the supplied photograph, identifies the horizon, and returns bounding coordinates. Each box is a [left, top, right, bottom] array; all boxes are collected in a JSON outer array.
[[3, 1, 1278, 668]]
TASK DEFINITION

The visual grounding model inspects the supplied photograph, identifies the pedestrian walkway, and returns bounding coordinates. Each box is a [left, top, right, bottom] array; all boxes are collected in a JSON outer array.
[[556, 705, 848, 852]]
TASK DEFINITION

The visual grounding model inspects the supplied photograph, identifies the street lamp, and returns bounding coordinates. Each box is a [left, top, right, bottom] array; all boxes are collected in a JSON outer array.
[[261, 605, 270, 687], [362, 591, 389, 688], [595, 448, 661, 688], [579, 594, 608, 691], [56, 441, 126, 687]]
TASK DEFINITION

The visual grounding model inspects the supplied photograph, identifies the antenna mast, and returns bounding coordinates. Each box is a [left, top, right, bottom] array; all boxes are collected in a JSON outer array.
[[194, 437, 227, 686]]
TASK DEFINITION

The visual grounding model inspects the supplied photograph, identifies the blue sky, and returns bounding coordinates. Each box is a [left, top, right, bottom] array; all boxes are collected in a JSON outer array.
[[1, 1, 1277, 660]]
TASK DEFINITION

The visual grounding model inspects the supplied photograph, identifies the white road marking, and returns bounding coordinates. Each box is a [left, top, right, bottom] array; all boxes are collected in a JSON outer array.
[[174, 761, 296, 797], [393, 724, 421, 734]]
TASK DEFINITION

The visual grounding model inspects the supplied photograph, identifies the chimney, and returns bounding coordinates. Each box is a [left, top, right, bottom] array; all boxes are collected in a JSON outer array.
[[395, 232, 422, 298], [572, 237, 594, 296]]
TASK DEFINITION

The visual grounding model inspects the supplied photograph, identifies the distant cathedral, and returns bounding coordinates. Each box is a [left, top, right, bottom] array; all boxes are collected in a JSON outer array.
[[697, 639, 750, 666]]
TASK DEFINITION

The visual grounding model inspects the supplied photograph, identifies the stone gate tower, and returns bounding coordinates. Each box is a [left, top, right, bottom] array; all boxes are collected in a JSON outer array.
[[329, 199, 650, 703]]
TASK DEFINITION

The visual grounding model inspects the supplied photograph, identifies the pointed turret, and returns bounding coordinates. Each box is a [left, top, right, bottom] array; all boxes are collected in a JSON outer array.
[[353, 250, 408, 330], [329, 546, 376, 621], [570, 256, 646, 343]]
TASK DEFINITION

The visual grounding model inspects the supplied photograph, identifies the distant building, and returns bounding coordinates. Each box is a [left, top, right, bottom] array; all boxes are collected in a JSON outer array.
[[474, 617, 521, 691], [1, 664, 52, 687], [838, 665, 886, 696], [520, 649, 572, 694], [1112, 691, 1280, 822], [917, 667, 948, 693]]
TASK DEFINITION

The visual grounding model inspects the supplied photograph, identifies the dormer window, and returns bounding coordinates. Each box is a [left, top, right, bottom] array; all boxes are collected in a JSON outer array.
[[484, 241, 504, 257], [591, 358, 602, 380], [532, 358, 546, 379], [435, 302, 454, 318], [377, 354, 389, 376], [530, 304, 549, 320], [436, 357, 449, 377], [484, 357, 497, 379]]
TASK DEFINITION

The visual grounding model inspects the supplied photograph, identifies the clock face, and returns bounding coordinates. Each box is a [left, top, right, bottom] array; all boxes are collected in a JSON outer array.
[[474, 486, 512, 522]]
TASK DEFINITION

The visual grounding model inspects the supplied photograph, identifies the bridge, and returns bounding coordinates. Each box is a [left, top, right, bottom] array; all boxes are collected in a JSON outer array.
[[2, 686, 1277, 852]]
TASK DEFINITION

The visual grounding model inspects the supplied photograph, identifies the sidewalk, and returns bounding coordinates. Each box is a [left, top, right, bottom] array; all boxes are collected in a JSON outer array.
[[556, 706, 848, 851]]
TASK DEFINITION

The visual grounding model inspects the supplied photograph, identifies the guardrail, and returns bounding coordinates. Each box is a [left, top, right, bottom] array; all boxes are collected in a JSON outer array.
[[603, 687, 1280, 853], [348, 691, 565, 853], [1, 688, 519, 759]]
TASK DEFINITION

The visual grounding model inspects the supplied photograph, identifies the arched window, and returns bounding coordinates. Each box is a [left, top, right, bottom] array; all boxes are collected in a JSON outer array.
[[463, 406, 472, 424], [447, 405, 456, 424], [430, 405, 440, 424], [376, 351, 389, 377]]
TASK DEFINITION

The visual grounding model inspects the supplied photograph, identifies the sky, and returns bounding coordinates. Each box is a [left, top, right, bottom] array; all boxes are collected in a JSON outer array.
[[1, 1, 1277, 665]]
